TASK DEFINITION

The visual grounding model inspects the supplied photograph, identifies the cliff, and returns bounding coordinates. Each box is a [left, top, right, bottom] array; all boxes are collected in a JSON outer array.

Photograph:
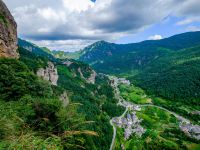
[[37, 62, 58, 86], [0, 0, 18, 58]]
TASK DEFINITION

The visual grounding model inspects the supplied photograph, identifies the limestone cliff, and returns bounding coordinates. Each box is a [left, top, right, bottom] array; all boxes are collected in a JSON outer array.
[[0, 0, 18, 58], [60, 92, 69, 107], [78, 67, 97, 84], [37, 62, 58, 86], [87, 70, 97, 84]]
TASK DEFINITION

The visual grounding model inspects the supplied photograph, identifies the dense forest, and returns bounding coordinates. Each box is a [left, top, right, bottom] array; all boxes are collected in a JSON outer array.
[[0, 47, 124, 149], [129, 46, 200, 124], [132, 46, 200, 104], [79, 32, 200, 75]]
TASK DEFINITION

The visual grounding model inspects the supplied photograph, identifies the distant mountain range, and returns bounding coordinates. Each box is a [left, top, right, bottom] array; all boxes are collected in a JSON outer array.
[[79, 31, 200, 75], [77, 31, 200, 108], [132, 45, 200, 103], [18, 31, 200, 105], [2, 0, 200, 149], [18, 38, 82, 60], [19, 31, 200, 76]]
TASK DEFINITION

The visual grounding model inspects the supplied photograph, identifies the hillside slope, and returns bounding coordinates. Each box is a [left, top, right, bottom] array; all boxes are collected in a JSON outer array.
[[128, 46, 200, 125], [0, 43, 124, 149], [18, 38, 55, 60], [132, 45, 200, 104], [79, 32, 200, 75]]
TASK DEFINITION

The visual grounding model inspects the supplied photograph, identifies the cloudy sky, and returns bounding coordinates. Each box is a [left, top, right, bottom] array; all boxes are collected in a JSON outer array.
[[3, 0, 200, 52]]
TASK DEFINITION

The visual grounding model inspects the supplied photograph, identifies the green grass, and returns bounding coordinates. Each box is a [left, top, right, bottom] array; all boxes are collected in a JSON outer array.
[[119, 83, 200, 125], [119, 84, 152, 104], [115, 107, 200, 150], [0, 57, 93, 148], [53, 51, 82, 60], [152, 97, 200, 125], [57, 65, 73, 78]]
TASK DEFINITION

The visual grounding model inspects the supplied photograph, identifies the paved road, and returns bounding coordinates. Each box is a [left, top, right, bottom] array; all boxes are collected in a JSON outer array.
[[109, 120, 116, 150], [110, 105, 128, 150], [109, 76, 194, 150], [140, 104, 190, 123]]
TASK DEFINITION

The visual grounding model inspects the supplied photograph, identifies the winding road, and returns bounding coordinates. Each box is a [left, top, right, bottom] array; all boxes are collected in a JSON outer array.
[[109, 107, 128, 150], [109, 76, 199, 150]]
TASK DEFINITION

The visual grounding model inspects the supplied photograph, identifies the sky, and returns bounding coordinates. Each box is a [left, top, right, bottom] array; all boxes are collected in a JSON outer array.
[[3, 0, 200, 52]]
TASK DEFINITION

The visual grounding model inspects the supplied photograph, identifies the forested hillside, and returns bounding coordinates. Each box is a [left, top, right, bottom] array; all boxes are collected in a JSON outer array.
[[79, 32, 200, 75], [133, 45, 200, 104], [0, 46, 124, 149], [129, 46, 200, 124], [1, 0, 200, 149]]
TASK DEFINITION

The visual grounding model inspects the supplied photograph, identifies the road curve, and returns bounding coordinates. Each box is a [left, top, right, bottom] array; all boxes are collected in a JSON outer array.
[[109, 76, 196, 150], [109, 120, 116, 150]]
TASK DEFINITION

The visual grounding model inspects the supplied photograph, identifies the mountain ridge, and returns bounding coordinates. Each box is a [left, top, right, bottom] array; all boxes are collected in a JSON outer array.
[[79, 31, 200, 75]]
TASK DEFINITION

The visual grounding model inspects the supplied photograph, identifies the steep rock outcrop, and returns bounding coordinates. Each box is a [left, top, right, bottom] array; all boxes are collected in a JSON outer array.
[[37, 62, 58, 85], [60, 92, 69, 107], [78, 67, 97, 84], [0, 0, 18, 58], [87, 70, 97, 84], [62, 60, 73, 66]]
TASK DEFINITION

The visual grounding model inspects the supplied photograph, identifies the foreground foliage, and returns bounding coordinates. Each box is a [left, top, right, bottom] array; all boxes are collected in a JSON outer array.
[[0, 58, 97, 149], [0, 46, 124, 149]]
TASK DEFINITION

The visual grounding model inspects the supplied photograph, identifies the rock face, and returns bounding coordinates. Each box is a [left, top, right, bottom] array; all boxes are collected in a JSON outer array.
[[37, 62, 58, 86], [0, 0, 18, 58], [87, 70, 97, 84], [78, 67, 97, 84], [60, 92, 69, 107]]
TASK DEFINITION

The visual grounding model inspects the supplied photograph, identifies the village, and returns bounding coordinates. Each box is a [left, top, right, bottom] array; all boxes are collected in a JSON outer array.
[[112, 107, 146, 140], [179, 120, 200, 140], [109, 76, 200, 150]]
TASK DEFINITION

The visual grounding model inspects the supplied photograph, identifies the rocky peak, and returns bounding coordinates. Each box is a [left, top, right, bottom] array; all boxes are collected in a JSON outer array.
[[37, 62, 58, 86], [0, 0, 18, 58]]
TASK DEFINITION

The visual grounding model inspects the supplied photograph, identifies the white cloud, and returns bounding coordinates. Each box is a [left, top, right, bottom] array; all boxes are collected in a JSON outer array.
[[38, 27, 51, 33], [32, 39, 95, 52], [148, 35, 163, 40], [37, 7, 65, 22], [176, 17, 200, 26], [3, 0, 200, 51], [175, 0, 200, 25], [62, 0, 94, 12], [186, 26, 200, 32], [176, 18, 194, 26]]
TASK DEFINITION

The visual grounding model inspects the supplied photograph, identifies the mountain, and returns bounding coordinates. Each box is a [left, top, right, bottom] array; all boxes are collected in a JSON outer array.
[[1, 1, 200, 149], [78, 31, 200, 127], [0, 45, 124, 149], [1, 4, 124, 148], [18, 38, 82, 60], [18, 38, 56, 60], [0, 0, 18, 58], [79, 32, 200, 75], [127, 45, 200, 126], [132, 45, 200, 104], [52, 50, 82, 59]]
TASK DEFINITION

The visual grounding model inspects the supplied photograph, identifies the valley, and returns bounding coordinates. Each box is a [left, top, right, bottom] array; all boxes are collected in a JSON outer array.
[[109, 77, 200, 150], [0, 0, 200, 149]]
